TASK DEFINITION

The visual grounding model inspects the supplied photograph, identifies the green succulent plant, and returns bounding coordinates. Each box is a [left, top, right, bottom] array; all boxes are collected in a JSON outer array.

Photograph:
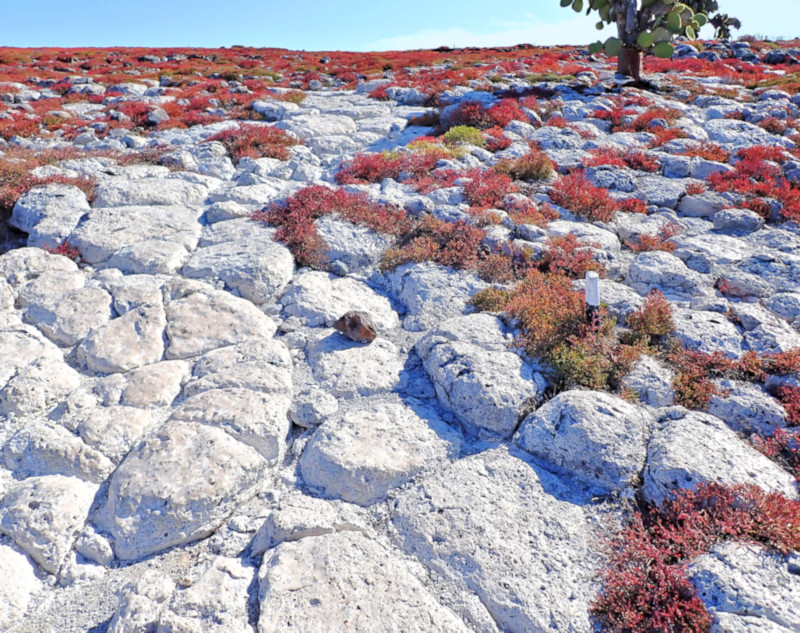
[[558, 0, 739, 80]]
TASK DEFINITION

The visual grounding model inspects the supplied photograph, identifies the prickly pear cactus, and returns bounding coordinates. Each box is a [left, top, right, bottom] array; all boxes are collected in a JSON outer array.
[[559, 0, 723, 61]]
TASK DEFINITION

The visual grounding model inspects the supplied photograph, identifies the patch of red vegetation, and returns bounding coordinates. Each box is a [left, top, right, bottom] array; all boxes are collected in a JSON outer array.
[[536, 233, 605, 278], [625, 223, 681, 253], [205, 123, 300, 162], [592, 483, 800, 633], [462, 167, 517, 210], [548, 171, 618, 222]]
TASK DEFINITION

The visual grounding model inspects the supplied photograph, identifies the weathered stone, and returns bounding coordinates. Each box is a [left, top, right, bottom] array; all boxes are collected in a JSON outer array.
[[92, 177, 216, 208], [4, 420, 115, 483], [636, 175, 688, 208], [289, 388, 338, 429], [95, 421, 269, 560], [95, 360, 191, 408], [416, 314, 542, 438], [0, 247, 77, 290], [316, 215, 393, 272], [708, 380, 789, 435], [627, 250, 709, 298], [69, 205, 202, 266], [678, 191, 733, 218], [25, 285, 113, 347], [170, 388, 290, 463], [392, 448, 594, 633], [10, 183, 90, 249], [642, 409, 798, 505], [690, 542, 800, 632], [671, 307, 745, 357], [78, 303, 167, 373], [621, 355, 675, 407], [184, 338, 292, 397], [280, 270, 399, 330], [0, 475, 97, 575], [108, 569, 176, 633], [182, 221, 294, 304], [0, 356, 82, 417], [0, 544, 41, 630], [164, 288, 277, 360], [69, 405, 158, 463], [713, 208, 764, 234], [299, 399, 459, 506], [515, 390, 652, 492], [307, 332, 404, 398], [157, 557, 253, 633], [673, 233, 755, 275], [388, 262, 488, 331], [258, 531, 471, 633]]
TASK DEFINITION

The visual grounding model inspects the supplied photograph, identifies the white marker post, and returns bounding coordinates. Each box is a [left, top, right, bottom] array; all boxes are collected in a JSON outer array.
[[585, 271, 600, 328]]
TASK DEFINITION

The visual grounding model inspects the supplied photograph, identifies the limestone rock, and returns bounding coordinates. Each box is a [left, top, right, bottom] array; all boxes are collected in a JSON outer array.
[[415, 314, 542, 438], [108, 569, 176, 633], [78, 303, 167, 373], [289, 388, 338, 428], [69, 405, 158, 463], [95, 421, 269, 560], [708, 380, 788, 435], [92, 177, 215, 208], [184, 338, 292, 397], [642, 409, 798, 505], [627, 250, 709, 298], [164, 288, 277, 360], [280, 270, 399, 330], [170, 388, 290, 463], [392, 448, 594, 633], [671, 307, 744, 357], [24, 285, 113, 347], [258, 531, 471, 633], [0, 246, 78, 290], [306, 332, 404, 398], [515, 390, 652, 492], [690, 542, 800, 632], [0, 475, 97, 575], [299, 399, 459, 506], [157, 557, 254, 633], [0, 544, 41, 630], [621, 355, 675, 407], [388, 262, 488, 331], [95, 360, 191, 408], [4, 419, 115, 483]]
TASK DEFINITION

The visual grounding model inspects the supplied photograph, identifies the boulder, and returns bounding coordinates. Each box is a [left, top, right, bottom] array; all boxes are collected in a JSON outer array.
[[708, 380, 789, 435], [392, 448, 594, 633], [95, 421, 269, 560], [0, 475, 97, 575], [299, 399, 459, 506], [416, 314, 543, 438], [671, 308, 745, 358], [0, 544, 41, 630], [690, 542, 800, 632], [515, 390, 653, 492], [258, 531, 471, 633], [642, 409, 798, 505], [306, 332, 404, 398], [627, 250, 709, 298], [108, 570, 176, 633]]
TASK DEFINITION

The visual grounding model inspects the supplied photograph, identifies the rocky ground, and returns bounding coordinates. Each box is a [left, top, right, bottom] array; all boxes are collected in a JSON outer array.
[[1, 41, 800, 632]]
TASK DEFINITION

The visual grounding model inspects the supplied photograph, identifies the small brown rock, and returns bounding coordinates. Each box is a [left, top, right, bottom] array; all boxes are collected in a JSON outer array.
[[332, 311, 377, 343]]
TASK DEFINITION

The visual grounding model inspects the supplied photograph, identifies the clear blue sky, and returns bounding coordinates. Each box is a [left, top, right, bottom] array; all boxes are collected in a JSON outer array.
[[1, 1, 796, 51]]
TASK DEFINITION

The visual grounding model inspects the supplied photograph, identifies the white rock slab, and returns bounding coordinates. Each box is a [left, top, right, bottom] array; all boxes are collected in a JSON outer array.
[[165, 289, 277, 359], [515, 390, 653, 492], [306, 332, 404, 398], [415, 314, 542, 438], [92, 177, 214, 208], [280, 270, 399, 329], [108, 569, 176, 633], [77, 303, 167, 373], [299, 400, 459, 506], [95, 421, 269, 560], [0, 544, 41, 630], [258, 531, 472, 633], [392, 448, 594, 633], [643, 409, 799, 505], [0, 475, 97, 575]]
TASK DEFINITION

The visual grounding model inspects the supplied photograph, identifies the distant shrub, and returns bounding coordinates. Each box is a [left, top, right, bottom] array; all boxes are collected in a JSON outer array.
[[548, 171, 618, 222], [486, 98, 528, 127], [751, 428, 800, 483], [625, 223, 681, 253], [774, 385, 800, 426], [443, 125, 485, 147], [273, 89, 306, 105], [446, 100, 492, 129], [205, 123, 300, 161], [627, 290, 675, 343], [536, 234, 605, 278], [505, 198, 560, 227], [680, 143, 731, 162], [685, 181, 707, 195], [461, 167, 516, 209], [380, 215, 484, 272], [0, 115, 39, 140], [494, 149, 555, 181], [482, 126, 513, 152], [619, 198, 648, 215]]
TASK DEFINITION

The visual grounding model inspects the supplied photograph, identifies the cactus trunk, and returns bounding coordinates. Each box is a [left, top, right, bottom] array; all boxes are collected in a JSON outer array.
[[617, 45, 642, 80]]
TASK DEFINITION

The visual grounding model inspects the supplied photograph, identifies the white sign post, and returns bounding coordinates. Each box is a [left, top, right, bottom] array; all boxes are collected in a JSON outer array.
[[585, 271, 600, 328]]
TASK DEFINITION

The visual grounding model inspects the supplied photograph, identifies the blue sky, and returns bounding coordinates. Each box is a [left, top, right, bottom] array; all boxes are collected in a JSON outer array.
[[0, 1, 797, 50]]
